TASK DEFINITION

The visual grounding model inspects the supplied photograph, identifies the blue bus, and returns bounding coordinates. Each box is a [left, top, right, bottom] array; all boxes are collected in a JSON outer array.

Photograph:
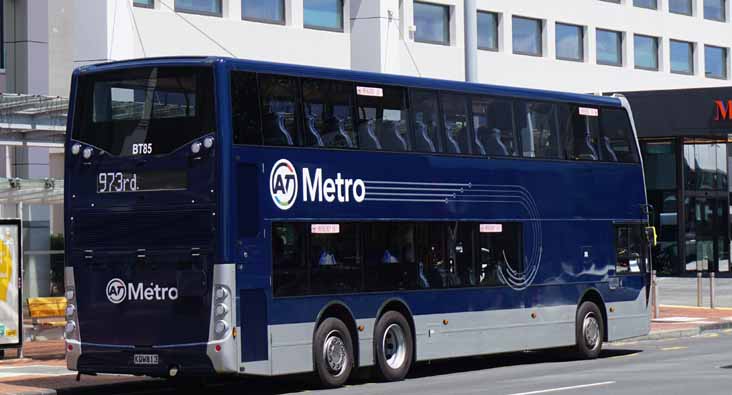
[[64, 56, 651, 387]]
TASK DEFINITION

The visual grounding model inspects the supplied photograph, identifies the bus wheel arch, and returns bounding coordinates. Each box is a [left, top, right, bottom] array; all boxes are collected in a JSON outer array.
[[315, 302, 359, 369], [578, 288, 608, 343], [374, 299, 415, 380]]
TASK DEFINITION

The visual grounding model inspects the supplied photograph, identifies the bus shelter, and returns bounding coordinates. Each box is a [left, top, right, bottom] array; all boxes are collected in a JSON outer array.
[[0, 93, 67, 306]]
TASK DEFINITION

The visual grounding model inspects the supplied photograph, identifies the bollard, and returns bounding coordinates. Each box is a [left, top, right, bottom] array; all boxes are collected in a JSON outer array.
[[652, 270, 659, 319], [697, 261, 703, 307], [710, 271, 716, 309]]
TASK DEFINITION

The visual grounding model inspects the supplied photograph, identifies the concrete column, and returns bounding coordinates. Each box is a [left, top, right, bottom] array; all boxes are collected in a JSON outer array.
[[5, 0, 49, 95], [350, 0, 388, 73], [464, 0, 477, 82]]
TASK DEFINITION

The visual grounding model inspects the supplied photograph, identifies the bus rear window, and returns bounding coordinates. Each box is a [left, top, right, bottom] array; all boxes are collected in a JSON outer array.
[[72, 66, 215, 156]]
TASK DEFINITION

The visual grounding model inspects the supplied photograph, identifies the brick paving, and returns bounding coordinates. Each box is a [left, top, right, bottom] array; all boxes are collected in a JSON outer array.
[[0, 305, 723, 394], [650, 305, 732, 333]]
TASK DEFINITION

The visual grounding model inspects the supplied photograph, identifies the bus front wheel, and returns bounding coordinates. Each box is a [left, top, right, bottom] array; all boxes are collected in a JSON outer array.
[[374, 311, 413, 381], [313, 317, 354, 388], [575, 301, 604, 359]]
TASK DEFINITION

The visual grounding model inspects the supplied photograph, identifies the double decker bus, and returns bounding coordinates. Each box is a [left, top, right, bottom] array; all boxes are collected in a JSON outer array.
[[64, 57, 651, 387]]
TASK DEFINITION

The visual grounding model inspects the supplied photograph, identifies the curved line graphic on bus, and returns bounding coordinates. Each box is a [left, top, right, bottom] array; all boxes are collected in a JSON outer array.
[[363, 180, 543, 290]]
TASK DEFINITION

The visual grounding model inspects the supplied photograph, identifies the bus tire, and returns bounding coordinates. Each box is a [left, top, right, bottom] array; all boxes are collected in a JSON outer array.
[[575, 301, 604, 359], [313, 317, 354, 388], [374, 311, 414, 382]]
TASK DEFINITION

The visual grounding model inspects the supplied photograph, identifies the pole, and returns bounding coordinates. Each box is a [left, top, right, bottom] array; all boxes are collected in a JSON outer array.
[[464, 0, 478, 82], [696, 260, 702, 307], [710, 271, 716, 309], [652, 270, 659, 318]]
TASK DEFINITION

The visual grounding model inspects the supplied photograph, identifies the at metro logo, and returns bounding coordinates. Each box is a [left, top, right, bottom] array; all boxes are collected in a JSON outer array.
[[269, 159, 367, 211], [714, 100, 732, 121], [105, 278, 179, 304]]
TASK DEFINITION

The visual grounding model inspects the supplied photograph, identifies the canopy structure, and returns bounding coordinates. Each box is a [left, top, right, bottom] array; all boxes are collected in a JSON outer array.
[[0, 93, 67, 206]]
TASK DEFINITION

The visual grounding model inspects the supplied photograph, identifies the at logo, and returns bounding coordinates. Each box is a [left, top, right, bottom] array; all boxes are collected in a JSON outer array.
[[270, 159, 298, 210], [106, 278, 127, 304]]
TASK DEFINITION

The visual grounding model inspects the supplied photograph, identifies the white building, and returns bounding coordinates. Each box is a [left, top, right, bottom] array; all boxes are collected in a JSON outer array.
[[2, 0, 732, 296], [69, 0, 732, 93]]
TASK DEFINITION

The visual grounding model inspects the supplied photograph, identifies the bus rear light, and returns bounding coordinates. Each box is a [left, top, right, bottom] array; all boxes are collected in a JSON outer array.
[[71, 143, 81, 155], [214, 320, 229, 335], [65, 290, 74, 301], [215, 303, 228, 316], [191, 141, 202, 154], [65, 321, 76, 334], [215, 286, 229, 300], [203, 137, 214, 149], [65, 304, 76, 319], [215, 345, 221, 352], [67, 344, 73, 352], [82, 147, 93, 159]]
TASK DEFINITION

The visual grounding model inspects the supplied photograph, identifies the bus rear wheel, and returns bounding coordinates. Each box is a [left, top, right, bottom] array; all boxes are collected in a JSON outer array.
[[575, 301, 604, 359], [313, 317, 354, 388], [374, 311, 413, 381]]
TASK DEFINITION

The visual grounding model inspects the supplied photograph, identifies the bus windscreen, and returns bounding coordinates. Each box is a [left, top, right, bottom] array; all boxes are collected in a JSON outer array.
[[72, 66, 215, 156]]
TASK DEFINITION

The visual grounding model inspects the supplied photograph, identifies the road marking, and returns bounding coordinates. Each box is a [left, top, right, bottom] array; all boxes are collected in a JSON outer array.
[[660, 346, 687, 351], [723, 329, 732, 334], [506, 381, 615, 395], [611, 341, 638, 346], [701, 333, 720, 338], [609, 352, 639, 360]]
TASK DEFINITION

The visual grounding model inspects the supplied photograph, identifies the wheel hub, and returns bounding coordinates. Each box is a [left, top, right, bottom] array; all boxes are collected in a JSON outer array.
[[382, 323, 407, 369], [323, 330, 347, 375], [582, 313, 600, 350]]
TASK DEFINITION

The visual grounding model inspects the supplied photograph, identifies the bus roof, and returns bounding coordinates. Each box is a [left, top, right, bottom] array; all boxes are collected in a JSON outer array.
[[77, 56, 622, 108]]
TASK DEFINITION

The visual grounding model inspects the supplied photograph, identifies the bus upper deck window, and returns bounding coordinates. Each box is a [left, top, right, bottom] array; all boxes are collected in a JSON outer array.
[[440, 94, 471, 155], [515, 101, 561, 159], [259, 75, 299, 146], [231, 72, 263, 145], [559, 104, 601, 161], [471, 96, 517, 157], [356, 85, 411, 152], [302, 79, 356, 149], [600, 108, 640, 163], [410, 90, 442, 153]]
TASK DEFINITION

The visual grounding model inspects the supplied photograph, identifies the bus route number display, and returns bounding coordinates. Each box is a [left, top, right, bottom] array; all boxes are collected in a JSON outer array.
[[97, 171, 187, 193]]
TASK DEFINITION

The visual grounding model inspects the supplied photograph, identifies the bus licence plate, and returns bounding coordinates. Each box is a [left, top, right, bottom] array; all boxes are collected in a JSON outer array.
[[133, 354, 159, 365]]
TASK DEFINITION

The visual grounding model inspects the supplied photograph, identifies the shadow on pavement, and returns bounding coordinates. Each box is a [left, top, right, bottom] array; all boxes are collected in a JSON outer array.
[[3, 348, 643, 395]]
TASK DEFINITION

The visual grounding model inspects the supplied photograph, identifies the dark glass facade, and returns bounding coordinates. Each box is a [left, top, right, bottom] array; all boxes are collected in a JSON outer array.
[[623, 87, 732, 276], [642, 137, 731, 275]]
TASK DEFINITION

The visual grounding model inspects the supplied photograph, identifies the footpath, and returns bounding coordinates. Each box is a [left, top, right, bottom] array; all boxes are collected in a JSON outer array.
[[0, 305, 728, 394]]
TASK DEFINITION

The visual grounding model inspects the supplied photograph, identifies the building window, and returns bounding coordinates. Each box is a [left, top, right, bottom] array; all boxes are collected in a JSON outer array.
[[477, 11, 498, 51], [414, 2, 450, 45], [670, 40, 694, 75], [596, 29, 623, 66], [705, 45, 728, 79], [669, 0, 693, 15], [634, 34, 659, 70], [304, 0, 344, 31], [512, 16, 542, 56], [705, 0, 727, 21], [175, 0, 222, 16], [555, 23, 584, 61], [242, 0, 285, 24], [633, 0, 658, 9], [133, 0, 154, 8]]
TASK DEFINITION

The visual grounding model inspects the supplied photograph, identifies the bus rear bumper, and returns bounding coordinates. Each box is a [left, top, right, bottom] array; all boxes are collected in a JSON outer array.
[[75, 343, 220, 377]]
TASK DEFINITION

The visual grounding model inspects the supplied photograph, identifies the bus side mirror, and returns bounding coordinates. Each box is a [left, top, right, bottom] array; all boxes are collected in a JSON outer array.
[[645, 226, 657, 247]]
